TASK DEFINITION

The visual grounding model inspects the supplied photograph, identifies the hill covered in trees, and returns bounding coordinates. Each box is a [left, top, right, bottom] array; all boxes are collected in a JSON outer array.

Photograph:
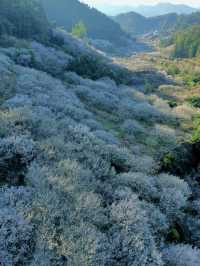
[[41, 0, 129, 45], [114, 11, 200, 36], [176, 12, 200, 31], [133, 3, 197, 17], [114, 12, 178, 36], [1, 0, 200, 265], [0, 0, 149, 56], [0, 0, 49, 40], [171, 25, 200, 58], [41, 0, 152, 55], [93, 3, 197, 17]]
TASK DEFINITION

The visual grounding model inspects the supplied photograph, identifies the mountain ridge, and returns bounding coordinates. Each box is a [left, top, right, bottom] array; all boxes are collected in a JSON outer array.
[[41, 0, 152, 55], [95, 2, 198, 17], [41, 0, 128, 45], [114, 11, 200, 36], [1, 1, 200, 265], [134, 2, 198, 17]]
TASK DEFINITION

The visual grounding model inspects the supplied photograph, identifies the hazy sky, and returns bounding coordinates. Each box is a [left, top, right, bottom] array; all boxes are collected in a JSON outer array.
[[82, 0, 200, 7]]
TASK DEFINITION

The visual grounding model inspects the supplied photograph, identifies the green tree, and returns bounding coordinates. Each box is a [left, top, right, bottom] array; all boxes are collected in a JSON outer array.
[[173, 25, 200, 58], [71, 21, 87, 39], [0, 0, 49, 40]]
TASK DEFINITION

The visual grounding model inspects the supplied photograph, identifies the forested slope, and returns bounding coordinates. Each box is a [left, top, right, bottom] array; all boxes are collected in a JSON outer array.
[[0, 0, 49, 40], [41, 0, 128, 45], [173, 25, 200, 58], [133, 3, 197, 17], [41, 0, 151, 55], [114, 12, 178, 36], [114, 11, 200, 36], [0, 1, 200, 265]]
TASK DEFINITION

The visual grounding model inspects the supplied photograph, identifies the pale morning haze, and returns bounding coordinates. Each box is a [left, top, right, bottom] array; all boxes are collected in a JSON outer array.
[[82, 0, 200, 7]]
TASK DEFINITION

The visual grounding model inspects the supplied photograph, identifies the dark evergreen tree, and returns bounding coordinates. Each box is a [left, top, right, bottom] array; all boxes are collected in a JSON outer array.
[[173, 25, 200, 58], [0, 0, 49, 40]]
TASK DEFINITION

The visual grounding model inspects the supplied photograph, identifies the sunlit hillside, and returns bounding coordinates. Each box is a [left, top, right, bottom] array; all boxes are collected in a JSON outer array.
[[0, 1, 200, 265]]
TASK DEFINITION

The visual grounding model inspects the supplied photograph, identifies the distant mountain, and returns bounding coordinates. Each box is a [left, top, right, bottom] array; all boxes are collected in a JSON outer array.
[[41, 0, 129, 46], [113, 12, 151, 36], [176, 12, 200, 31], [114, 12, 178, 36], [133, 3, 198, 17], [114, 11, 200, 36], [95, 3, 197, 17], [94, 4, 135, 16]]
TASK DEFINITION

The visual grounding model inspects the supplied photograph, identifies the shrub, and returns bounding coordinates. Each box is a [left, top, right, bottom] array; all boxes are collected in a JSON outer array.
[[187, 96, 200, 108], [131, 155, 158, 174], [75, 84, 120, 113], [0, 186, 33, 213], [115, 172, 157, 201], [173, 25, 200, 58], [156, 174, 191, 219], [0, 208, 34, 266], [184, 73, 200, 87], [144, 79, 155, 93], [69, 55, 132, 84], [121, 119, 145, 136], [1, 42, 73, 77], [72, 21, 87, 39], [0, 135, 35, 161], [29, 42, 73, 77], [0, 136, 36, 184], [0, 186, 34, 266], [130, 102, 166, 123], [0, 53, 16, 103], [166, 64, 180, 76], [191, 116, 200, 143], [110, 195, 164, 266], [185, 217, 200, 247], [150, 124, 177, 149], [0, 0, 49, 41], [163, 244, 200, 266], [142, 202, 169, 238], [162, 153, 175, 170], [94, 130, 119, 145]]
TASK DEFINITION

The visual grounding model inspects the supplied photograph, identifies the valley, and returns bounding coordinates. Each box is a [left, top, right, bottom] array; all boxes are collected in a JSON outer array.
[[0, 1, 200, 265], [115, 37, 200, 142]]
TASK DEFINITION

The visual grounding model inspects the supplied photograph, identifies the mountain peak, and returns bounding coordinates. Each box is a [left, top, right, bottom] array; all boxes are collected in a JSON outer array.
[[134, 2, 197, 17], [96, 2, 197, 17]]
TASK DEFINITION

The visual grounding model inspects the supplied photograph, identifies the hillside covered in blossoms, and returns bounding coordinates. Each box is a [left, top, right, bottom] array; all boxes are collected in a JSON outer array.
[[0, 1, 200, 265]]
